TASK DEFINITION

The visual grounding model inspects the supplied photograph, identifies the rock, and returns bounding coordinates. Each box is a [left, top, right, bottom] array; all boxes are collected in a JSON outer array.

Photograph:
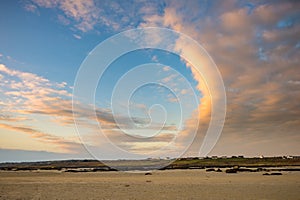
[[256, 167, 267, 172], [270, 172, 282, 175], [216, 168, 222, 172], [226, 168, 238, 173]]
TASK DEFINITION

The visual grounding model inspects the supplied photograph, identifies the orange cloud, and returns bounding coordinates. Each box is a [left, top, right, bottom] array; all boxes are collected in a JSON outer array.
[[0, 123, 83, 153], [140, 1, 300, 156]]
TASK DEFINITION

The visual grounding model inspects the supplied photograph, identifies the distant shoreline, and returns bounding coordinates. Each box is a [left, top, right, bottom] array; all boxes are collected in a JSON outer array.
[[1, 156, 300, 172]]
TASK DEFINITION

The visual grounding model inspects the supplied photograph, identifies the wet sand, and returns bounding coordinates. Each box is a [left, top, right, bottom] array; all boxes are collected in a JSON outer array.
[[0, 170, 299, 200]]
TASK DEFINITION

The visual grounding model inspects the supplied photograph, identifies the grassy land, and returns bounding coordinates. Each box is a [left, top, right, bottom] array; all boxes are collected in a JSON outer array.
[[168, 157, 300, 169], [0, 157, 299, 171]]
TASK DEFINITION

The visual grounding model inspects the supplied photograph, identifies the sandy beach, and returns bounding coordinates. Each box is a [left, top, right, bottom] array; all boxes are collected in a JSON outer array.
[[0, 169, 299, 200]]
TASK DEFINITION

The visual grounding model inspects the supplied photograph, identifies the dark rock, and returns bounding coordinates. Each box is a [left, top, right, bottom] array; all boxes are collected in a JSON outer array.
[[270, 172, 282, 175], [216, 168, 222, 172], [226, 168, 238, 173], [237, 168, 255, 172], [256, 167, 267, 172]]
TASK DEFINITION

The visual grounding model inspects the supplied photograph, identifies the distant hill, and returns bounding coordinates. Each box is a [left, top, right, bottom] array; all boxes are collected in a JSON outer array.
[[1, 156, 300, 171]]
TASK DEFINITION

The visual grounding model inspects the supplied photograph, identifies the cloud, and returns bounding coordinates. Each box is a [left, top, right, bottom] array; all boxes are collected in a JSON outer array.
[[151, 55, 158, 62], [167, 97, 178, 103], [1, 64, 182, 156], [162, 66, 170, 71], [94, 128, 177, 155], [161, 73, 177, 84], [15, 0, 300, 157], [0, 114, 28, 122], [57, 14, 70, 25], [0, 123, 83, 153], [0, 64, 82, 152], [28, 0, 100, 32], [23, 3, 38, 13], [26, 0, 165, 32], [73, 34, 81, 39], [140, 0, 300, 156], [0, 148, 91, 162]]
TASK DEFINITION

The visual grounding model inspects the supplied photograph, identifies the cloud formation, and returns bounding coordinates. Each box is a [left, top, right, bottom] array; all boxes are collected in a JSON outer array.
[[26, 0, 165, 32], [15, 0, 300, 157], [139, 0, 300, 156], [0, 64, 181, 156]]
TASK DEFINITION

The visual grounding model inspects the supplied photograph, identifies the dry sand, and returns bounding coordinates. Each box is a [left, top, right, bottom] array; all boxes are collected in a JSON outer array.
[[0, 169, 299, 200]]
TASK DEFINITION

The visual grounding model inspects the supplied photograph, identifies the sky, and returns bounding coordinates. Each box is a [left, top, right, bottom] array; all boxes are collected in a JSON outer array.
[[0, 0, 300, 162]]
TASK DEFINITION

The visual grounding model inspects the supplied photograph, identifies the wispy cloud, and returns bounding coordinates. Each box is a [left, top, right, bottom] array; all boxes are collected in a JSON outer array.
[[0, 64, 80, 152], [73, 34, 81, 39], [26, 0, 165, 32], [23, 3, 38, 14], [0, 64, 181, 155], [0, 148, 91, 162], [0, 123, 82, 153]]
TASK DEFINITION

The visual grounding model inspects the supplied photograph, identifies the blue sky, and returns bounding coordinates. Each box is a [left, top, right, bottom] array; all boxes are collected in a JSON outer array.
[[0, 1, 97, 83], [0, 0, 300, 162]]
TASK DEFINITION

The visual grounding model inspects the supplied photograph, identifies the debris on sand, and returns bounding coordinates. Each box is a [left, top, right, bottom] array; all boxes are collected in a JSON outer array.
[[263, 172, 282, 176]]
